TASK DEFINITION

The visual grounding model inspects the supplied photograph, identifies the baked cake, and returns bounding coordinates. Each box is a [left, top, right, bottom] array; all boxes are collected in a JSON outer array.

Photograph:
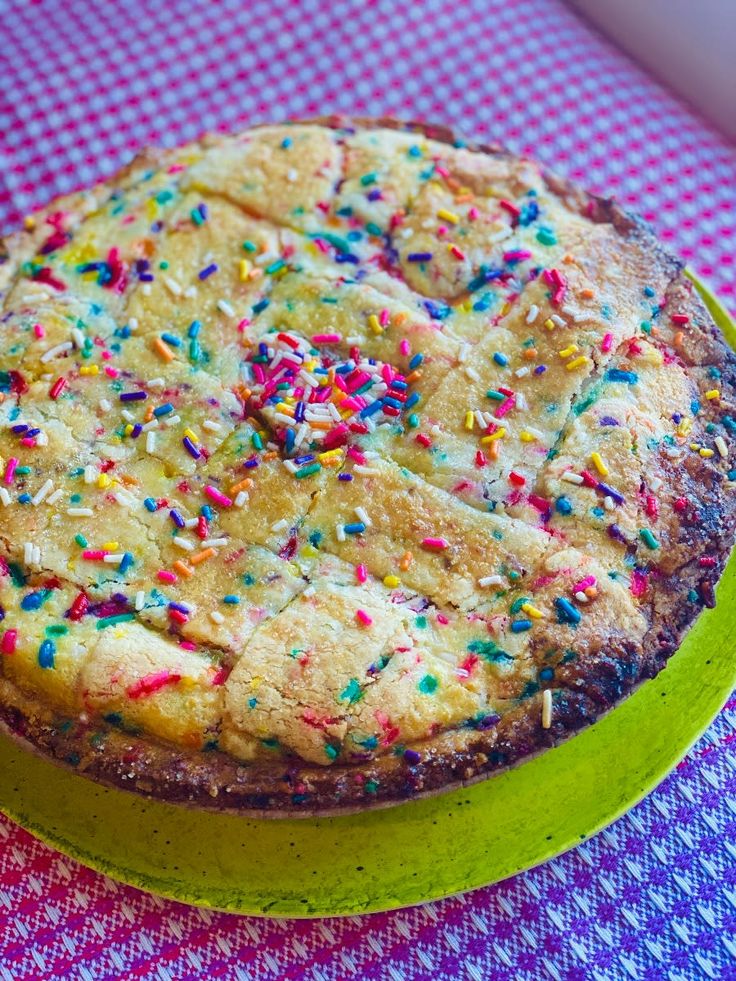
[[0, 117, 734, 814]]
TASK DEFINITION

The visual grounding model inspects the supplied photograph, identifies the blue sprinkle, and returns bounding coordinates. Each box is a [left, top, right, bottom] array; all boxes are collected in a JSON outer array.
[[223, 595, 240, 604], [38, 639, 55, 669], [188, 320, 201, 338], [252, 298, 270, 314], [605, 369, 638, 385], [119, 552, 134, 574], [343, 522, 366, 535], [409, 353, 423, 371], [511, 619, 532, 633], [144, 497, 158, 512], [405, 392, 420, 410], [153, 403, 174, 417], [338, 473, 353, 482], [198, 263, 218, 281], [555, 597, 581, 625], [161, 332, 182, 347], [170, 509, 185, 528], [556, 496, 573, 515], [493, 352, 509, 366], [18, 493, 31, 504]]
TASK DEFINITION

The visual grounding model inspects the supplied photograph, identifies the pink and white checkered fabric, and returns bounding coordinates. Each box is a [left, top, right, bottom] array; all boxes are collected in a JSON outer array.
[[1, 1, 735, 978]]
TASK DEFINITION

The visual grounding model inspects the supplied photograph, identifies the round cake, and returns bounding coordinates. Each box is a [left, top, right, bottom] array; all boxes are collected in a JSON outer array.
[[0, 116, 734, 814]]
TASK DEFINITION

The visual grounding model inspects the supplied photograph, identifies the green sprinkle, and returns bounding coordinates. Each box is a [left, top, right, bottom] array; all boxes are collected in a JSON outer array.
[[340, 678, 363, 704], [407, 413, 419, 428], [265, 259, 285, 275], [364, 779, 379, 794], [251, 432, 263, 451], [46, 624, 68, 636], [242, 240, 257, 252], [365, 222, 383, 237], [360, 171, 378, 186], [486, 389, 505, 401], [536, 227, 557, 246], [639, 528, 659, 550], [191, 208, 204, 226], [324, 744, 339, 760], [418, 674, 439, 694], [159, 260, 169, 270], [295, 463, 321, 479], [96, 613, 136, 630], [74, 534, 88, 548]]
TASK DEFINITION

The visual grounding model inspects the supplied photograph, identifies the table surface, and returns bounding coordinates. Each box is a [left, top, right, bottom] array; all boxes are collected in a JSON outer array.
[[1, 1, 735, 978]]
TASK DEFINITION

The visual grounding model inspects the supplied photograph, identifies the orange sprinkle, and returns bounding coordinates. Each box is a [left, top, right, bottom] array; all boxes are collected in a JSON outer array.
[[562, 253, 576, 264], [230, 478, 254, 494], [487, 440, 501, 461], [172, 560, 194, 579], [190, 548, 216, 566], [522, 347, 538, 361], [580, 288, 595, 299], [153, 337, 174, 362], [310, 420, 332, 431], [144, 405, 154, 423], [262, 450, 279, 461], [674, 331, 685, 347], [399, 551, 413, 571], [405, 369, 423, 384], [392, 312, 408, 327], [120, 474, 140, 487]]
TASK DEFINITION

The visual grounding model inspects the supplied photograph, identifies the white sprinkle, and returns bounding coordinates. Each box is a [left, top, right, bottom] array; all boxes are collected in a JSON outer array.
[[473, 410, 485, 429], [183, 285, 197, 299], [114, 490, 135, 507], [542, 689, 553, 729], [336, 523, 346, 542], [515, 366, 530, 378], [551, 314, 566, 327], [147, 377, 165, 389], [353, 465, 379, 476], [135, 590, 145, 611], [164, 414, 181, 427], [464, 366, 481, 382], [478, 575, 506, 588], [46, 488, 63, 506], [142, 283, 151, 296], [121, 409, 135, 423], [103, 553, 125, 564], [234, 491, 248, 507], [217, 299, 235, 317], [561, 471, 584, 485], [202, 537, 227, 548], [649, 476, 663, 492], [715, 435, 728, 458], [173, 537, 194, 551], [84, 465, 96, 484], [271, 519, 289, 532], [355, 506, 371, 527], [458, 343, 471, 364], [40, 341, 73, 363], [67, 507, 93, 517], [575, 591, 589, 603], [303, 585, 316, 597], [36, 431, 48, 447], [146, 431, 156, 454], [24, 542, 33, 565], [282, 459, 298, 473], [164, 276, 182, 296], [526, 304, 539, 324], [604, 495, 615, 511], [128, 318, 139, 332], [31, 479, 53, 507], [287, 168, 297, 182], [210, 610, 225, 624], [184, 517, 198, 529], [0, 488, 11, 507], [141, 420, 158, 432], [202, 420, 222, 432], [99, 398, 112, 412], [71, 327, 85, 349]]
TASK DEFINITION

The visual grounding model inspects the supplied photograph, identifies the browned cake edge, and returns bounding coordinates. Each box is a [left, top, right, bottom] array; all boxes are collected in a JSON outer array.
[[1, 115, 735, 816]]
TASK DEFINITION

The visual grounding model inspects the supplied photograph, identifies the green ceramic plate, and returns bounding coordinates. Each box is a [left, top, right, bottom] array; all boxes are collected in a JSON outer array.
[[1, 276, 734, 918]]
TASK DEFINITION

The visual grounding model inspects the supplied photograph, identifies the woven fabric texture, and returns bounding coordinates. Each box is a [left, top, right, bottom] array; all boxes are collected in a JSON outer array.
[[0, 1, 735, 979]]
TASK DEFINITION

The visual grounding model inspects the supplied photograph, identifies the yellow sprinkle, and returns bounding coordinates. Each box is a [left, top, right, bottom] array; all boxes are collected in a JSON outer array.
[[300, 544, 319, 559], [544, 318, 555, 331], [590, 452, 608, 476], [700, 448, 715, 458], [183, 428, 198, 443], [689, 442, 701, 451], [97, 473, 112, 489], [179, 676, 196, 689], [383, 575, 401, 588], [102, 541, 119, 551], [23, 215, 36, 231], [677, 419, 693, 437], [318, 448, 343, 464], [367, 314, 383, 335], [521, 603, 544, 619], [558, 344, 579, 358], [145, 198, 158, 220], [705, 389, 720, 400], [500, 302, 511, 317], [565, 356, 589, 371], [124, 424, 134, 436], [481, 427, 506, 443], [437, 208, 460, 224], [519, 430, 537, 443], [275, 402, 295, 417], [464, 411, 475, 431], [239, 259, 251, 281], [460, 300, 473, 313], [79, 364, 99, 375]]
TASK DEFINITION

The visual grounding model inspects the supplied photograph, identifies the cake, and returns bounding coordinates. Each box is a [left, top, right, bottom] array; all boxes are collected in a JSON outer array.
[[0, 116, 734, 814]]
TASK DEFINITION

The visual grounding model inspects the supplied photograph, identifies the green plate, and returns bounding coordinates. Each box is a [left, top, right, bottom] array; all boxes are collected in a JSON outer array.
[[1, 276, 734, 918]]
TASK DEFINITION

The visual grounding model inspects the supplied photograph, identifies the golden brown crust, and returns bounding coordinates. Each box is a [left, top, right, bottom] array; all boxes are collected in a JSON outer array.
[[1, 115, 734, 814]]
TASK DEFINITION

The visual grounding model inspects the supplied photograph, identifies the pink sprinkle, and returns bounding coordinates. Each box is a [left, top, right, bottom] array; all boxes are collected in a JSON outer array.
[[356, 564, 368, 584], [238, 318, 251, 333], [20, 437, 36, 448], [468, 206, 479, 221], [157, 570, 177, 584], [422, 537, 449, 550], [167, 163, 186, 174], [399, 339, 411, 357], [312, 237, 330, 254], [573, 575, 597, 593], [311, 333, 341, 344], [101, 351, 113, 361], [127, 670, 182, 699], [179, 641, 197, 651], [82, 550, 107, 561], [1, 629, 17, 654], [495, 395, 516, 418], [671, 314, 689, 325], [601, 333, 614, 353], [204, 485, 233, 508], [355, 609, 373, 627], [104, 366, 119, 378], [33, 323, 45, 338], [379, 308, 390, 327], [436, 613, 449, 625], [435, 164, 450, 179], [4, 459, 18, 484], [630, 569, 648, 598]]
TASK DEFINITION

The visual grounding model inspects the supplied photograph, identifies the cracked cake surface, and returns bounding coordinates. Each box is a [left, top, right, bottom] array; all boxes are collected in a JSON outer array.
[[0, 116, 734, 814]]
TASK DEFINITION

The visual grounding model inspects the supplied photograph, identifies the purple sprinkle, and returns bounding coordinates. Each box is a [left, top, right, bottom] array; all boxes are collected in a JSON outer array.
[[198, 263, 218, 281], [597, 481, 624, 505], [11, 424, 28, 434], [607, 523, 626, 542], [338, 473, 353, 482], [534, 365, 547, 375], [168, 601, 190, 614], [403, 749, 421, 764], [244, 457, 259, 469], [138, 272, 154, 282], [293, 453, 314, 466], [407, 252, 433, 262], [120, 391, 147, 402], [198, 203, 208, 220], [294, 401, 305, 423], [367, 188, 383, 202], [599, 416, 620, 426], [130, 423, 143, 438], [170, 509, 185, 528], [183, 436, 201, 460]]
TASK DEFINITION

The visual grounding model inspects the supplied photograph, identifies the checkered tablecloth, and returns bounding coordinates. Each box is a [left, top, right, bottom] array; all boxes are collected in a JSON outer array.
[[1, 1, 735, 978]]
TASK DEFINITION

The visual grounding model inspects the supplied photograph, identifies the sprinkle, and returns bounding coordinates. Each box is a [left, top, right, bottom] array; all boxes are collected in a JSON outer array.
[[217, 299, 235, 317], [355, 609, 373, 627], [590, 452, 608, 476], [715, 436, 728, 458], [1, 630, 18, 654], [421, 537, 449, 550], [96, 612, 136, 629], [565, 356, 589, 371], [601, 332, 614, 353], [38, 639, 55, 669], [606, 368, 638, 385], [153, 337, 175, 362], [407, 252, 433, 262], [705, 389, 720, 400], [479, 575, 506, 588], [198, 263, 218, 280], [49, 377, 66, 399], [542, 689, 552, 729], [383, 575, 400, 588], [31, 479, 53, 506], [127, 670, 181, 699], [437, 208, 459, 224], [493, 352, 509, 366], [639, 528, 660, 550], [40, 341, 73, 363], [204, 485, 232, 508], [521, 603, 544, 619], [554, 597, 581, 625], [511, 619, 532, 633]]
